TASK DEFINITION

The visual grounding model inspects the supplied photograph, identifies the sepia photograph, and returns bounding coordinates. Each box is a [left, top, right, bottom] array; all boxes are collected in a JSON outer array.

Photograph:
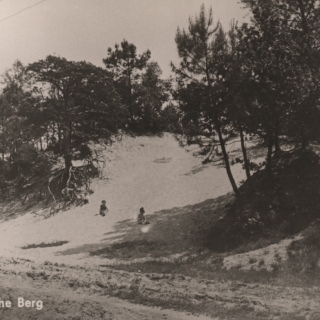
[[0, 0, 319, 319]]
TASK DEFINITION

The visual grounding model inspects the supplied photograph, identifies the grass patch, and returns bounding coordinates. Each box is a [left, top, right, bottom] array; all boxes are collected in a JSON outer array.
[[114, 289, 307, 320], [90, 240, 167, 259], [233, 237, 281, 254], [21, 241, 69, 249], [106, 254, 278, 285], [275, 222, 320, 286], [108, 237, 320, 288]]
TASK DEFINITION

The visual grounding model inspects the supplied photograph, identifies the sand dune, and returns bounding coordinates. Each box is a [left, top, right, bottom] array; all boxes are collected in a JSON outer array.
[[0, 133, 246, 265]]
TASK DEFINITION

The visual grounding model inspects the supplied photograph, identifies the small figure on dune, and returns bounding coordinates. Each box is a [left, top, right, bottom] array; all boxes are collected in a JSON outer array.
[[138, 207, 150, 225], [100, 200, 109, 216]]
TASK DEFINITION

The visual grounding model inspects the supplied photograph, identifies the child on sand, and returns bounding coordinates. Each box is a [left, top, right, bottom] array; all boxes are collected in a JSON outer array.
[[100, 200, 109, 216], [137, 207, 149, 225]]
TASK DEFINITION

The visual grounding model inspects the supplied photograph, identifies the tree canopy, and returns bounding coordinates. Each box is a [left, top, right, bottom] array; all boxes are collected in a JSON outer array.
[[28, 55, 127, 173]]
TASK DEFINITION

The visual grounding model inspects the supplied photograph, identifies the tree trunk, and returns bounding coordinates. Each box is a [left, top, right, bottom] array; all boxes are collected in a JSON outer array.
[[206, 74, 239, 195], [64, 154, 72, 177], [300, 116, 309, 150], [64, 132, 71, 167], [266, 131, 273, 177], [1, 109, 4, 181], [58, 123, 62, 155], [274, 120, 281, 153], [127, 69, 134, 123], [51, 121, 56, 145], [69, 122, 72, 146], [297, 0, 313, 151], [239, 124, 251, 180], [63, 99, 72, 187], [63, 136, 72, 188], [2, 150, 4, 180], [301, 129, 308, 151], [215, 116, 239, 196]]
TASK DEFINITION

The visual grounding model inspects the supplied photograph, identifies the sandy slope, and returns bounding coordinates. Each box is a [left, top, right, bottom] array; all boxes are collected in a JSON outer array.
[[0, 134, 319, 319], [0, 134, 246, 265]]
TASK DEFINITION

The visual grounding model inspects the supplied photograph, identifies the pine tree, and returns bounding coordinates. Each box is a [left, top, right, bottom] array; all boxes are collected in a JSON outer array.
[[173, 5, 240, 195]]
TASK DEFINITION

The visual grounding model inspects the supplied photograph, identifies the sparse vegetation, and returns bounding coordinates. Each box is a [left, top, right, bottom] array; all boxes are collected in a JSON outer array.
[[21, 241, 69, 249], [202, 149, 320, 252], [249, 257, 257, 264], [90, 240, 167, 259]]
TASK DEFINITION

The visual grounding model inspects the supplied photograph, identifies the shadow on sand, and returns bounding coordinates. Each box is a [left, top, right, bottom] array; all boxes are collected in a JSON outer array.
[[56, 193, 234, 260]]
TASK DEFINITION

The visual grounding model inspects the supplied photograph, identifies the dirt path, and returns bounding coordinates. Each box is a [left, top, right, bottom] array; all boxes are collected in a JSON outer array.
[[0, 275, 211, 320], [0, 257, 319, 319]]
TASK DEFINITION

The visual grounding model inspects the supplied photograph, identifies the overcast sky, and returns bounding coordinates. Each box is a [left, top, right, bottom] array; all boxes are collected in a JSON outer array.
[[0, 0, 250, 78]]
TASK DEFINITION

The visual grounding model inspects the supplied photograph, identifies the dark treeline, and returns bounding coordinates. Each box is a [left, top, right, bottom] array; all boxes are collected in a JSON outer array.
[[0, 43, 176, 201], [172, 1, 320, 195], [0, 0, 319, 203]]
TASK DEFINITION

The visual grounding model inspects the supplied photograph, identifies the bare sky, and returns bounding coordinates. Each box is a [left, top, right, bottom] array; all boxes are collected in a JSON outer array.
[[0, 0, 249, 78]]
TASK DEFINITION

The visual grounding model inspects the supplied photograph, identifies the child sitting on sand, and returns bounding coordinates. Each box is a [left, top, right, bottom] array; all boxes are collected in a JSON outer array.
[[100, 200, 109, 216], [137, 207, 150, 225]]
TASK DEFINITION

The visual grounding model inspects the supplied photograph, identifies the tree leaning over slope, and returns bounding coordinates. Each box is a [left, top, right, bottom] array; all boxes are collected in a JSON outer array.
[[172, 5, 240, 195], [232, 19, 289, 176], [216, 21, 254, 180]]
